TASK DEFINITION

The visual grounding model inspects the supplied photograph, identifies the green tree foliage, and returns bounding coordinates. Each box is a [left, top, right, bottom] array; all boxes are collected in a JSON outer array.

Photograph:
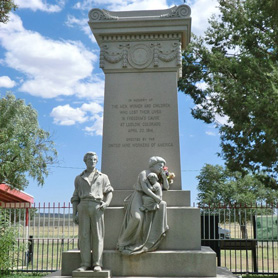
[[0, 0, 17, 23], [197, 164, 278, 238], [0, 93, 57, 190], [178, 0, 278, 186], [197, 164, 278, 205], [0, 210, 20, 274]]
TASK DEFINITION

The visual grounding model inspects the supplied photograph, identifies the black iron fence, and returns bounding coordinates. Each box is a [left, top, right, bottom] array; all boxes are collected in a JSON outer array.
[[199, 203, 278, 274], [0, 202, 78, 273], [1, 202, 278, 274]]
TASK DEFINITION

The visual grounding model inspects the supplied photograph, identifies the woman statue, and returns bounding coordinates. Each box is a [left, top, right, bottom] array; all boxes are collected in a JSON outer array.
[[117, 156, 169, 255]]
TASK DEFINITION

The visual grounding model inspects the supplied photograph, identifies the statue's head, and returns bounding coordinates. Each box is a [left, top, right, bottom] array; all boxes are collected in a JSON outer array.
[[148, 156, 166, 174], [83, 152, 98, 168], [147, 172, 159, 184]]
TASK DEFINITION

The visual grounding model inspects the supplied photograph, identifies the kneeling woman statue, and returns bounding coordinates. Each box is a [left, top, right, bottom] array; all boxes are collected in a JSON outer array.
[[117, 156, 170, 255]]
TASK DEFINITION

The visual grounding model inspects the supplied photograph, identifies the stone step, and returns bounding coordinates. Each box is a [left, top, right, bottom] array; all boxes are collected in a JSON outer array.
[[47, 267, 236, 278], [62, 248, 216, 277], [72, 270, 111, 278], [110, 190, 190, 207], [104, 207, 201, 250], [112, 267, 236, 278]]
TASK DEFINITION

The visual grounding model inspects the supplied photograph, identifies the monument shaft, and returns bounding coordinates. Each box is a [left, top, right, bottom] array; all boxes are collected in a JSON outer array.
[[89, 6, 191, 190], [103, 71, 181, 190]]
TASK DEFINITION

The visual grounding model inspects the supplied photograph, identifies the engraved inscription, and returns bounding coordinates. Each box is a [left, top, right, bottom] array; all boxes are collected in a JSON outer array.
[[109, 98, 173, 148]]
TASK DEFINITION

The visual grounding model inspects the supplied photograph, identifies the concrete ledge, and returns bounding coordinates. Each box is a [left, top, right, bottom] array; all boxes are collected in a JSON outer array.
[[216, 267, 238, 278], [110, 190, 190, 207], [104, 207, 201, 250], [62, 247, 216, 277], [48, 267, 236, 278], [72, 270, 111, 278]]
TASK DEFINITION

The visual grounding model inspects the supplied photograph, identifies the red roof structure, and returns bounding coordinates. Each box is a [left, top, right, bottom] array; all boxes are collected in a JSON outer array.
[[0, 183, 34, 228], [0, 183, 34, 206]]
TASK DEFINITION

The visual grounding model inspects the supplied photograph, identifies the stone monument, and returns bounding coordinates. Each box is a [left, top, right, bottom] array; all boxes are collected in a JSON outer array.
[[61, 5, 235, 278]]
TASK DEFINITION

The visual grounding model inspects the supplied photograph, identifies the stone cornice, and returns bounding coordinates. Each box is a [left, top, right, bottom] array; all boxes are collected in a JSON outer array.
[[88, 5, 191, 49], [88, 5, 191, 22]]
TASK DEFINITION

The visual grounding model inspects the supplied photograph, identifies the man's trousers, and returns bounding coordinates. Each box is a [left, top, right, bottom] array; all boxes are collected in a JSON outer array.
[[78, 200, 104, 267]]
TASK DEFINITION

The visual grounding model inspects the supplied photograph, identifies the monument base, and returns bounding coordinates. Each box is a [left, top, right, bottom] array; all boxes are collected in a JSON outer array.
[[72, 270, 111, 278], [47, 267, 236, 278], [62, 248, 216, 277], [105, 206, 201, 250]]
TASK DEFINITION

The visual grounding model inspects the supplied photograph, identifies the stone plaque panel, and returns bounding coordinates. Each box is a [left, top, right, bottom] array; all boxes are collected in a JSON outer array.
[[101, 71, 181, 190]]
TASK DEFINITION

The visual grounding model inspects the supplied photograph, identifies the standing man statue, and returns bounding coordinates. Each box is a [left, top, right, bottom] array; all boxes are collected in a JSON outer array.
[[71, 152, 113, 272]]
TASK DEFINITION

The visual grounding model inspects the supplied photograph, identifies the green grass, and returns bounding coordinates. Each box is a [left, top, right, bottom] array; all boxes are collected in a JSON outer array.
[[243, 275, 278, 278], [1, 273, 49, 278]]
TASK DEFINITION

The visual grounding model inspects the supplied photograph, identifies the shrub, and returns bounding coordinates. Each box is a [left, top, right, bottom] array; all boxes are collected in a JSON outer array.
[[0, 210, 20, 274]]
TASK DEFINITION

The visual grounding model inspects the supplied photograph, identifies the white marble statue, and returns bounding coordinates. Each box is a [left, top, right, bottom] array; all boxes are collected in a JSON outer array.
[[71, 152, 113, 272], [117, 156, 169, 255]]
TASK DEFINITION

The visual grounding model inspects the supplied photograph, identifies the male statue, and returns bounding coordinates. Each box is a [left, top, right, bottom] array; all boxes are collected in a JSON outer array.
[[71, 152, 113, 272]]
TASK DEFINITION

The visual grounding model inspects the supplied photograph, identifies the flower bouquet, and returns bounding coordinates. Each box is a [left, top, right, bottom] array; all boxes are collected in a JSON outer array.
[[163, 166, 175, 184]]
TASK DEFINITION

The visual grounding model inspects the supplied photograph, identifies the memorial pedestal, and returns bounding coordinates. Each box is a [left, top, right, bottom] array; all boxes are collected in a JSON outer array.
[[61, 189, 219, 277], [63, 248, 216, 277]]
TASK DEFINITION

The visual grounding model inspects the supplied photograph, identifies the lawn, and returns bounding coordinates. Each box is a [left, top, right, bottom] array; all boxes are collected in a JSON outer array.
[[243, 275, 278, 278], [1, 273, 49, 278]]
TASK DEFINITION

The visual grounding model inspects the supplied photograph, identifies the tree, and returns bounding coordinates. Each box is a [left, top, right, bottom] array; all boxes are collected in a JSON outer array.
[[0, 92, 57, 190], [178, 0, 278, 187], [0, 0, 17, 23], [197, 164, 278, 238]]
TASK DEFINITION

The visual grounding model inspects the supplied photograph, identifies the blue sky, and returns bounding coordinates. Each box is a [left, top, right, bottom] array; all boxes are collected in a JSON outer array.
[[0, 0, 224, 205]]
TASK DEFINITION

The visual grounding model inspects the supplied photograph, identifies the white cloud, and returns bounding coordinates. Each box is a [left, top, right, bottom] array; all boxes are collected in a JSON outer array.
[[50, 102, 104, 135], [196, 81, 208, 91], [81, 102, 103, 114], [14, 0, 64, 12], [66, 15, 97, 44], [188, 0, 219, 36], [74, 79, 104, 100], [0, 14, 100, 99], [215, 114, 232, 127], [205, 131, 217, 136], [73, 0, 168, 11], [0, 76, 16, 88], [107, 0, 168, 11], [194, 91, 233, 128], [50, 104, 88, 125], [84, 114, 103, 136]]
